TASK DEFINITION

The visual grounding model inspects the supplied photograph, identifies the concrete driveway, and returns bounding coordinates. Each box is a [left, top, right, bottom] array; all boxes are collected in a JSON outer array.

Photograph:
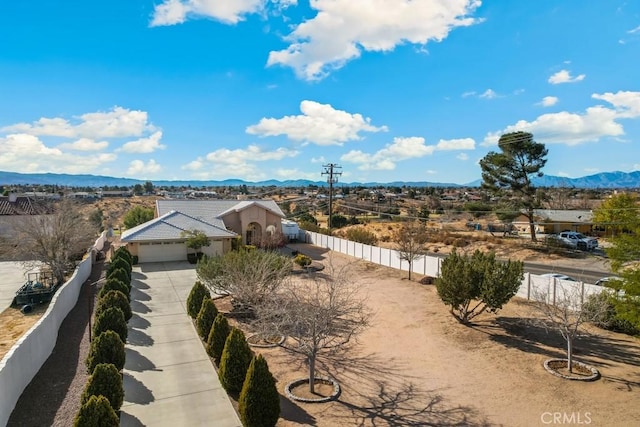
[[121, 261, 241, 427], [0, 262, 32, 309]]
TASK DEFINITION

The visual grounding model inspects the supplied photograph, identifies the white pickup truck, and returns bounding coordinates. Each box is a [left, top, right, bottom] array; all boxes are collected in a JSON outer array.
[[556, 231, 598, 251]]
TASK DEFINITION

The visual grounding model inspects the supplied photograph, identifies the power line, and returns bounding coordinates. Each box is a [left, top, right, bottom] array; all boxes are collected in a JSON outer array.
[[321, 163, 342, 230]]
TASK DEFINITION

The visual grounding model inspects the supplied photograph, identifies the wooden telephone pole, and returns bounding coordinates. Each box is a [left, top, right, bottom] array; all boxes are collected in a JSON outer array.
[[321, 163, 342, 230]]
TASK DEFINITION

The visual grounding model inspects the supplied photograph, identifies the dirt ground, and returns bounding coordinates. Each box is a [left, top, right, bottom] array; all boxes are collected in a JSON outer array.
[[0, 305, 48, 360], [239, 244, 640, 427]]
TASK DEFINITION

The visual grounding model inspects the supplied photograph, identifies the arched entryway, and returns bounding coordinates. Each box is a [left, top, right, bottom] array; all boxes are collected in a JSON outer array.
[[246, 222, 262, 245]]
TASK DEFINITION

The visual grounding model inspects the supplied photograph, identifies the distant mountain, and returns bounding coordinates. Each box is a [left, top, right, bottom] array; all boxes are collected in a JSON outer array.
[[0, 170, 639, 189]]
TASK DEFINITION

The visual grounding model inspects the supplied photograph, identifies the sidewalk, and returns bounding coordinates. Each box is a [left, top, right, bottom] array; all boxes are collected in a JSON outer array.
[[121, 261, 241, 427]]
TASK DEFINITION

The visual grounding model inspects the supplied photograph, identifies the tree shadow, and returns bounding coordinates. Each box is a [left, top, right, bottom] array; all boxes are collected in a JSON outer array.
[[119, 411, 146, 427], [130, 300, 150, 314], [279, 393, 317, 425], [131, 272, 148, 281], [130, 287, 151, 302], [125, 348, 160, 372], [336, 381, 493, 427], [127, 328, 155, 347], [123, 372, 155, 405], [129, 313, 151, 330]]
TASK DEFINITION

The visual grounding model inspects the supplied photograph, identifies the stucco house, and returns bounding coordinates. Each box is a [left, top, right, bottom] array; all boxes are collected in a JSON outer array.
[[512, 209, 594, 235], [120, 199, 285, 263]]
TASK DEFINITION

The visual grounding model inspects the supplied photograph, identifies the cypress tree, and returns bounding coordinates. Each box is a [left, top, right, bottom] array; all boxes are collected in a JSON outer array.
[[81, 363, 124, 411], [196, 298, 219, 340], [93, 306, 128, 344], [86, 330, 125, 373], [114, 246, 133, 266], [186, 281, 211, 319], [95, 290, 132, 322], [218, 328, 253, 394], [206, 313, 231, 364], [74, 395, 119, 427], [99, 278, 130, 301], [239, 354, 280, 427], [106, 267, 131, 291], [107, 257, 131, 280]]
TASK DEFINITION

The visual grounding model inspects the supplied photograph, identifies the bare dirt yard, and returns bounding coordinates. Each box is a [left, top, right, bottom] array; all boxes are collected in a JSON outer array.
[[234, 244, 640, 427]]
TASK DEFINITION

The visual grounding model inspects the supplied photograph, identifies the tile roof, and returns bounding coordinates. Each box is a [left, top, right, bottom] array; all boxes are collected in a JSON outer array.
[[121, 210, 237, 242], [156, 199, 285, 222]]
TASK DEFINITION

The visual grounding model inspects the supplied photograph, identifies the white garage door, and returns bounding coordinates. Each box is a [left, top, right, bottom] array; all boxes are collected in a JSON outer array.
[[138, 242, 187, 263]]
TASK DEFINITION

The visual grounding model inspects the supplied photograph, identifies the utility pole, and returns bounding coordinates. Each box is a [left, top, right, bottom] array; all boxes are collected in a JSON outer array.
[[321, 163, 342, 230]]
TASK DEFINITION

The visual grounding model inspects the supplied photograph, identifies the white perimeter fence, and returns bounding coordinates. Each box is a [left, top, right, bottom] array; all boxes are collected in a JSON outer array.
[[300, 230, 603, 309], [0, 231, 107, 427]]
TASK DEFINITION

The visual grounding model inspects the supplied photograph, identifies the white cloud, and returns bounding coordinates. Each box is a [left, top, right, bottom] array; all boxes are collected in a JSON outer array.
[[436, 138, 475, 150], [456, 153, 469, 161], [246, 100, 387, 146], [633, 163, 640, 171], [556, 171, 571, 178], [150, 0, 263, 26], [426, 170, 437, 175], [628, 25, 640, 34], [311, 156, 326, 163], [275, 168, 320, 180], [204, 145, 299, 164], [0, 133, 116, 174], [548, 69, 586, 84], [591, 91, 640, 119], [539, 96, 559, 107], [58, 138, 109, 151], [461, 91, 476, 98], [479, 89, 498, 99], [127, 159, 162, 176], [267, 0, 482, 80], [2, 106, 154, 139], [119, 131, 166, 153], [340, 136, 435, 170]]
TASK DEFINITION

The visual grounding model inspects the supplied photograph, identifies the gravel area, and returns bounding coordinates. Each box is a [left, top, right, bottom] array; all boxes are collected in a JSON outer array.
[[7, 259, 106, 427]]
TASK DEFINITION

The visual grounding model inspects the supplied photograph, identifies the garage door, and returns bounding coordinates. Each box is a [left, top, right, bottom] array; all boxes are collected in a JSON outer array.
[[138, 242, 187, 263]]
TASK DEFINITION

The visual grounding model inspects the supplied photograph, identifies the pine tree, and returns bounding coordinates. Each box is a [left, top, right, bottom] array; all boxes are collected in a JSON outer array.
[[218, 328, 253, 394], [239, 354, 280, 427], [95, 290, 132, 322], [81, 363, 124, 411], [74, 395, 119, 427], [86, 330, 125, 373], [196, 298, 219, 340], [206, 313, 231, 364], [106, 267, 131, 291], [107, 256, 131, 279], [186, 281, 211, 319], [93, 306, 128, 344], [99, 278, 130, 301]]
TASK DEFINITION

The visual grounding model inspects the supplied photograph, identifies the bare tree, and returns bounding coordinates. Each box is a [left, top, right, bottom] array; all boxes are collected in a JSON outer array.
[[263, 260, 370, 393], [196, 249, 292, 309], [394, 221, 428, 280], [532, 283, 608, 373], [8, 199, 97, 283]]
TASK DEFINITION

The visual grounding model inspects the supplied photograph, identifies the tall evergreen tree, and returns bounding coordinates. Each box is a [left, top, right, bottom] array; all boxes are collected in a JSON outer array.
[[239, 354, 280, 427], [206, 313, 231, 364], [187, 281, 211, 319], [218, 328, 253, 394], [81, 363, 124, 411], [196, 298, 219, 340], [74, 395, 119, 427], [86, 330, 125, 373]]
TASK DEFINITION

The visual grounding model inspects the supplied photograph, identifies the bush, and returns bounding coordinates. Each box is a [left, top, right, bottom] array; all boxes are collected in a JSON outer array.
[[93, 306, 128, 344], [345, 227, 378, 245], [187, 281, 211, 319], [583, 292, 640, 336], [95, 290, 132, 322], [293, 254, 311, 267], [218, 328, 253, 394], [99, 278, 130, 301], [81, 363, 124, 412], [196, 298, 219, 340], [239, 354, 280, 427], [106, 267, 131, 291], [86, 330, 125, 373], [206, 313, 231, 364], [74, 395, 119, 427], [107, 256, 131, 278], [113, 246, 133, 266], [132, 255, 139, 265]]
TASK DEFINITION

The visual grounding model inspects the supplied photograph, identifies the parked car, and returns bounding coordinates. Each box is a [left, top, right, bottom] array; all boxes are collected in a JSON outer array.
[[540, 273, 577, 282], [546, 231, 598, 251], [595, 276, 626, 296]]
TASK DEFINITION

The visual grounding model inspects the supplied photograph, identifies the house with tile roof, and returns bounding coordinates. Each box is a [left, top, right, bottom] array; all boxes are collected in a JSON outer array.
[[120, 199, 286, 263]]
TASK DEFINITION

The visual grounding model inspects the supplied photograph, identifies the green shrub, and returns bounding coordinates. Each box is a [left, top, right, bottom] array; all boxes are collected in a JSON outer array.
[[196, 298, 219, 340], [293, 254, 311, 267], [93, 306, 128, 344], [99, 278, 130, 301], [74, 395, 119, 427], [108, 256, 131, 278], [344, 227, 378, 245], [114, 246, 133, 266], [239, 354, 280, 427], [81, 363, 124, 411], [218, 328, 253, 394], [86, 330, 125, 373], [187, 281, 211, 319], [583, 292, 639, 336], [95, 290, 132, 322], [106, 267, 131, 291], [206, 313, 231, 364], [132, 255, 139, 265]]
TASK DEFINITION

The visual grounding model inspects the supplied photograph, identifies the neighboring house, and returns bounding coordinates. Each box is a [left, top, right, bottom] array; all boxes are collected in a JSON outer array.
[[512, 209, 594, 235], [120, 199, 286, 263]]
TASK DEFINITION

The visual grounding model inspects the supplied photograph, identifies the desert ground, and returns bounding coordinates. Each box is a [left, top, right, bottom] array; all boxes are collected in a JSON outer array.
[[225, 244, 640, 427]]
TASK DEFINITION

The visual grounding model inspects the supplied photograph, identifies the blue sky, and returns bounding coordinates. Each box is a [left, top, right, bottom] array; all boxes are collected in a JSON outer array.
[[0, 1, 639, 185]]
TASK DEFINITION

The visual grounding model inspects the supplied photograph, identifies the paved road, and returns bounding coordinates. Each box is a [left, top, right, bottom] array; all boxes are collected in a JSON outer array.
[[121, 261, 241, 427]]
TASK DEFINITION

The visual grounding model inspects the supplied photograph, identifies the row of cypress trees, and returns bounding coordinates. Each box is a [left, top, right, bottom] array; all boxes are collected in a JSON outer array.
[[74, 246, 134, 426], [187, 281, 280, 427]]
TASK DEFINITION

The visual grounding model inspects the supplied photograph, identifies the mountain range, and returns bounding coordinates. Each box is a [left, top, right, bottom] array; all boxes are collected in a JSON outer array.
[[0, 170, 639, 189]]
